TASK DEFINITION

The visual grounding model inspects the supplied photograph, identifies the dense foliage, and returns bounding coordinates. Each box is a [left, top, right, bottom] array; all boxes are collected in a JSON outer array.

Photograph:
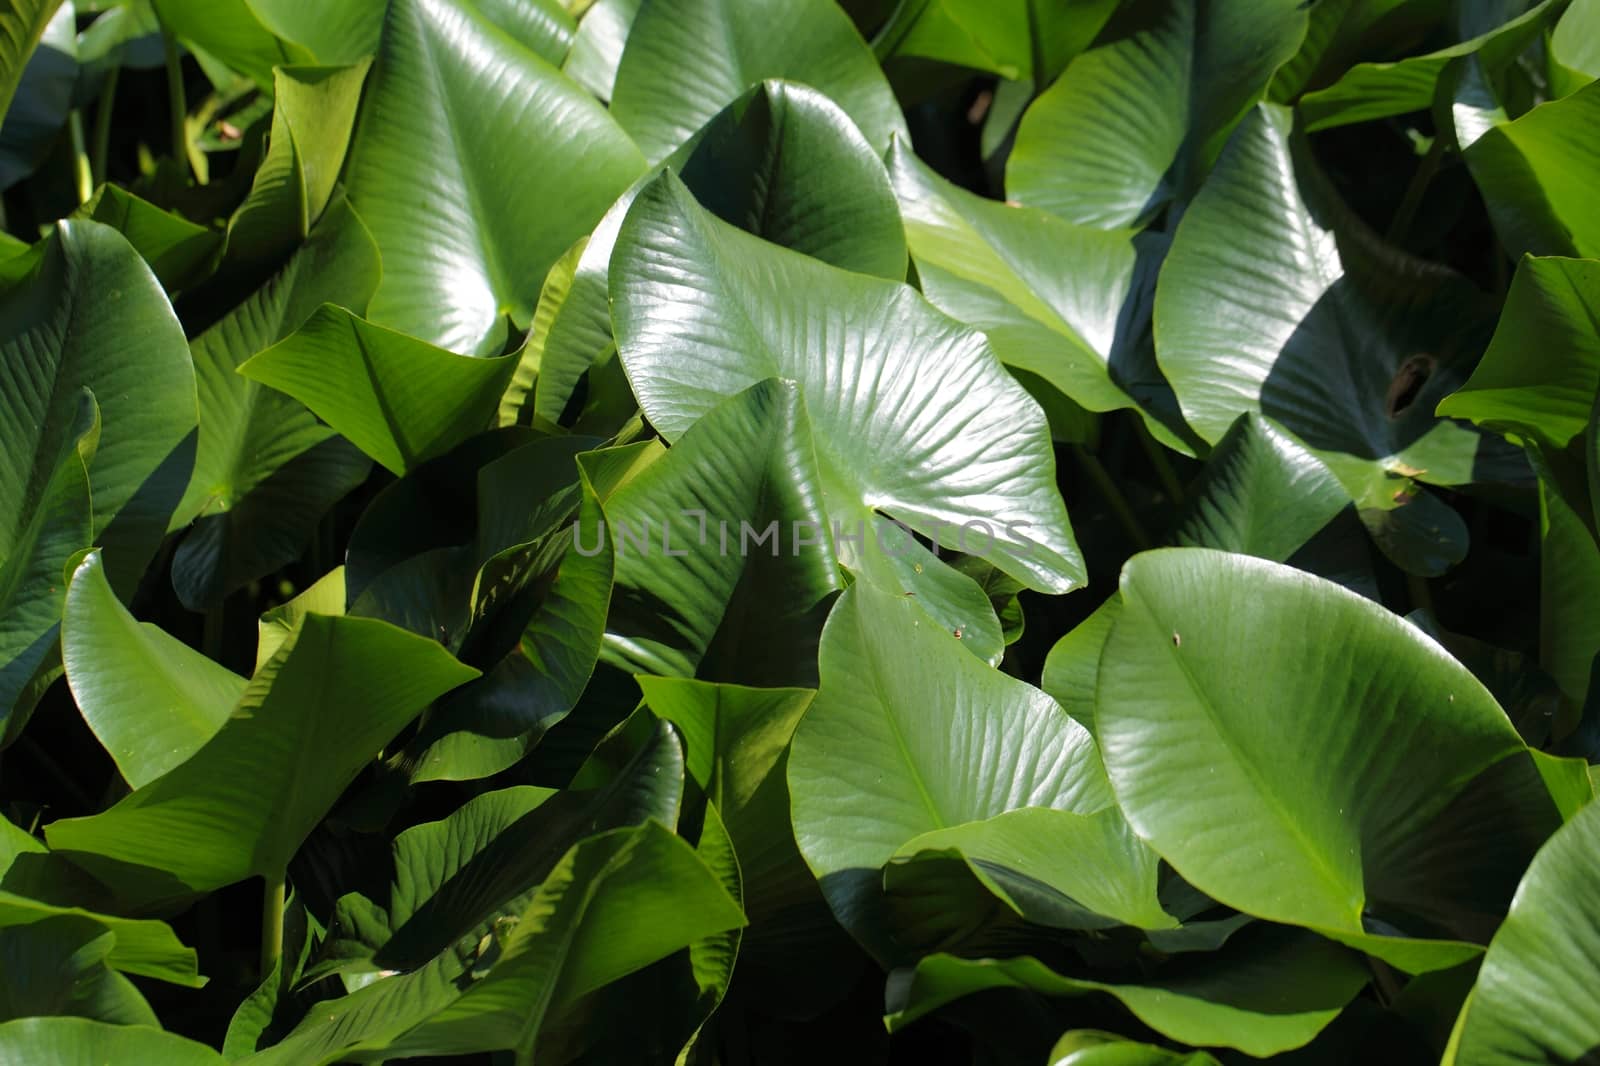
[[1, 0, 1598, 1062]]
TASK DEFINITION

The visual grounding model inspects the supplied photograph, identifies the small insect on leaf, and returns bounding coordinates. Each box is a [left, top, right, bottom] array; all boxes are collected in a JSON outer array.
[[1172, 632, 1181, 647]]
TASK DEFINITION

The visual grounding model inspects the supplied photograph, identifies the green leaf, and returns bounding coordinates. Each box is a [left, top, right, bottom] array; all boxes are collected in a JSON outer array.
[[599, 380, 843, 685], [871, 0, 1118, 82], [0, 1018, 222, 1065], [72, 184, 221, 291], [1047, 1030, 1222, 1065], [244, 0, 384, 64], [611, 171, 1085, 602], [62, 552, 243, 788], [1040, 597, 1118, 735], [1463, 79, 1600, 260], [47, 614, 477, 908], [1436, 257, 1600, 449], [172, 198, 378, 609], [0, 917, 156, 1025], [150, 0, 308, 90], [1153, 104, 1506, 516], [345, 0, 644, 354], [674, 79, 907, 279], [1006, 0, 1308, 226], [0, 0, 64, 124], [1099, 549, 1562, 971], [609, 0, 905, 165], [1175, 412, 1350, 560], [562, 0, 639, 99], [789, 581, 1112, 960], [1551, 0, 1600, 88], [220, 61, 371, 283], [1535, 449, 1600, 707], [1, 220, 197, 723], [890, 140, 1193, 452], [1297, 1, 1558, 132], [255, 566, 343, 672], [0, 890, 201, 986], [887, 926, 1370, 1057], [890, 806, 1175, 931], [1446, 799, 1600, 1064], [240, 304, 518, 476]]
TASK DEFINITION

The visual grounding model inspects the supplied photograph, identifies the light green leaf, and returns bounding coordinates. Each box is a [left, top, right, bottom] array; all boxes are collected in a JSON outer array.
[[72, 184, 220, 290], [240, 304, 517, 477], [255, 566, 343, 672], [62, 552, 242, 788], [47, 614, 477, 908], [1436, 257, 1600, 448], [789, 582, 1111, 960], [0, 1018, 222, 1065], [871, 0, 1118, 82], [1552, 0, 1600, 87], [150, 0, 308, 89], [1100, 549, 1561, 972], [1446, 799, 1600, 1063], [1464, 79, 1600, 260], [172, 198, 377, 609], [1048, 1030, 1222, 1065], [0, 890, 201, 986], [609, 0, 905, 165], [345, 0, 644, 354], [611, 171, 1084, 598], [1006, 0, 1307, 226], [887, 926, 1370, 1057], [561, 0, 638, 99], [244, 0, 384, 64]]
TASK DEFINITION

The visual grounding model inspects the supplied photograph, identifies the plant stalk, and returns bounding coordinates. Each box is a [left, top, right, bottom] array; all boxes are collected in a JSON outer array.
[[1131, 414, 1186, 505], [160, 24, 190, 178], [67, 111, 92, 205], [1072, 444, 1153, 550], [1387, 135, 1445, 244], [90, 63, 119, 187], [260, 875, 285, 980]]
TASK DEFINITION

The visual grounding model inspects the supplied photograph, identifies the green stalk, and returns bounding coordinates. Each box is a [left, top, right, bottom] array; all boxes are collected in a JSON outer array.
[[1072, 444, 1153, 550], [160, 24, 190, 177], [260, 875, 285, 980], [67, 111, 92, 205], [90, 64, 119, 187], [1131, 414, 1186, 506], [1387, 135, 1445, 244]]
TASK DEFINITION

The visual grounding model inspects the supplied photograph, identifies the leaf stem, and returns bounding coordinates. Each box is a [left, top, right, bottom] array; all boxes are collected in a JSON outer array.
[[160, 23, 190, 178], [1387, 135, 1445, 244], [67, 111, 92, 205], [1131, 414, 1185, 506], [1072, 444, 1153, 550], [90, 64, 119, 187], [260, 875, 285, 981]]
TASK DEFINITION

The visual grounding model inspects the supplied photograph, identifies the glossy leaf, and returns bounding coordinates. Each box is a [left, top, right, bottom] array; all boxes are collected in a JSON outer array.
[[872, 0, 1118, 82], [345, 0, 644, 354], [47, 614, 477, 908], [612, 171, 1084, 597], [62, 552, 242, 788], [1048, 1030, 1222, 1065], [610, 0, 904, 165], [150, 0, 307, 90], [1099, 549, 1562, 971], [0, 1017, 222, 1065], [240, 304, 517, 476], [1446, 799, 1600, 1064], [789, 581, 1111, 959]]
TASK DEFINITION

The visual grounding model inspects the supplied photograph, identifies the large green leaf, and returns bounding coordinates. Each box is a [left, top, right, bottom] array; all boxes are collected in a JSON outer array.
[[245, 0, 384, 64], [150, 0, 308, 89], [1175, 412, 1350, 559], [240, 304, 517, 476], [0, 917, 157, 1025], [599, 380, 843, 685], [788, 581, 1111, 960], [1297, 1, 1558, 131], [1463, 79, 1600, 260], [1153, 104, 1505, 510], [0, 890, 201, 987], [1048, 1031, 1222, 1065], [220, 61, 371, 283], [345, 0, 644, 354], [609, 0, 905, 165], [1552, 0, 1600, 87], [47, 614, 477, 909], [72, 185, 221, 291], [886, 926, 1370, 1057], [562, 0, 639, 99], [889, 141, 1192, 451], [1005, 0, 1307, 227], [1445, 799, 1600, 1064], [1436, 256, 1600, 449], [0, 221, 197, 726], [1098, 549, 1562, 972], [611, 171, 1084, 603], [871, 0, 1118, 82], [0, 1017, 222, 1065], [172, 198, 377, 609], [61, 552, 242, 788], [0, 0, 64, 123]]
